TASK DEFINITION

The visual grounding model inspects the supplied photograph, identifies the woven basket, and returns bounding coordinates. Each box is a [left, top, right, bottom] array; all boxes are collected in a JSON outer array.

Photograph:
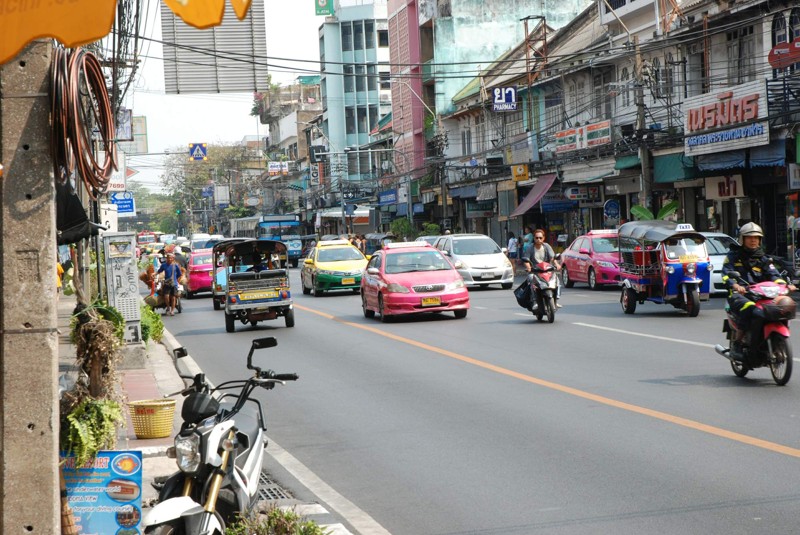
[[129, 399, 176, 439]]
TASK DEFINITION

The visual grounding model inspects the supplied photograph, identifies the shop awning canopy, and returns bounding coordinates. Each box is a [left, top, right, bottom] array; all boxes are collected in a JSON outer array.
[[696, 150, 745, 171], [509, 173, 557, 217], [614, 154, 641, 170], [578, 171, 614, 184], [654, 152, 699, 183], [750, 139, 785, 167]]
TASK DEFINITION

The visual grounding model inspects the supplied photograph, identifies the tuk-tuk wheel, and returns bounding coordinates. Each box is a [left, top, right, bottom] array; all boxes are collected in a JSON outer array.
[[225, 313, 236, 333], [621, 287, 637, 314], [686, 291, 700, 317], [213, 299, 221, 310], [285, 308, 295, 328]]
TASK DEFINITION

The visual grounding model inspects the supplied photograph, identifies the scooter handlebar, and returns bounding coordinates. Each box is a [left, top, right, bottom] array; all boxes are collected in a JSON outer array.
[[273, 373, 299, 382]]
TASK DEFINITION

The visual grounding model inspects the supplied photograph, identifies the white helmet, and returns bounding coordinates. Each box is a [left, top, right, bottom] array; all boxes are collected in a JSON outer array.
[[174, 246, 182, 254], [738, 222, 763, 242]]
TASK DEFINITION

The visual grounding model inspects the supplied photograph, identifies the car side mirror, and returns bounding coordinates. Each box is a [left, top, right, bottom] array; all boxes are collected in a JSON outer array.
[[579, 248, 590, 255], [442, 250, 451, 256], [304, 258, 313, 265], [367, 267, 379, 275]]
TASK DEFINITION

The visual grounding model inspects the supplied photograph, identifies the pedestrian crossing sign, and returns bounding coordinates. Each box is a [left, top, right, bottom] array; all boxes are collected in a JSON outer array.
[[189, 143, 208, 161]]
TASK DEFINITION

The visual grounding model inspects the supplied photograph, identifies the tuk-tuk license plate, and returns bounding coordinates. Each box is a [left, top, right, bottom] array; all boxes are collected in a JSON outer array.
[[341, 277, 356, 285], [241, 291, 279, 300], [421, 297, 441, 307]]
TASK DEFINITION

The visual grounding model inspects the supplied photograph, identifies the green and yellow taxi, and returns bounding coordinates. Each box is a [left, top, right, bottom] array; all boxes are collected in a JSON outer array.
[[301, 239, 369, 296]]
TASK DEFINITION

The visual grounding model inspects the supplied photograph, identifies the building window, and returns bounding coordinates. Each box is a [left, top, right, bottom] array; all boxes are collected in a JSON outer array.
[[357, 106, 368, 135], [790, 9, 800, 71], [773, 14, 788, 77], [367, 65, 377, 91], [544, 92, 564, 133], [378, 29, 389, 47], [344, 65, 354, 93], [341, 23, 352, 52], [365, 21, 375, 49], [620, 67, 631, 107], [727, 26, 755, 84], [461, 128, 472, 156], [354, 21, 364, 50], [345, 107, 356, 135], [505, 110, 524, 137], [369, 105, 378, 133], [379, 71, 391, 90], [355, 65, 366, 92]]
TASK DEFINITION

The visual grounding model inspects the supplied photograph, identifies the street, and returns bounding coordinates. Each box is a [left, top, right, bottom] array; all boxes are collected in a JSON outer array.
[[164, 272, 800, 535]]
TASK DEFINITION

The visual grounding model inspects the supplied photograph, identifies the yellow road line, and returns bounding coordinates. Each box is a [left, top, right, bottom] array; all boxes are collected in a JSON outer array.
[[294, 303, 800, 458]]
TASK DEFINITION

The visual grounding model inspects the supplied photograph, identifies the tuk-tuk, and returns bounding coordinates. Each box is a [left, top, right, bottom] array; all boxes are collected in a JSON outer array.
[[618, 221, 711, 317], [221, 239, 294, 331], [211, 238, 248, 310], [364, 232, 395, 255]]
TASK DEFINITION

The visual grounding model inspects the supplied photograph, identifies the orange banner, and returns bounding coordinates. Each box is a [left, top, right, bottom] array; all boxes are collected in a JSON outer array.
[[0, 0, 252, 65]]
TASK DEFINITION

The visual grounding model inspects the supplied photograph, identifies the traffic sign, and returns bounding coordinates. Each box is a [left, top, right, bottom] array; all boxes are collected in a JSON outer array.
[[189, 143, 208, 161], [109, 191, 136, 217]]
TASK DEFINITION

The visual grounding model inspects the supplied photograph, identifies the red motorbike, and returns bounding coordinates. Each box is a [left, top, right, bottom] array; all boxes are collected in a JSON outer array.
[[529, 260, 559, 323], [714, 278, 795, 385]]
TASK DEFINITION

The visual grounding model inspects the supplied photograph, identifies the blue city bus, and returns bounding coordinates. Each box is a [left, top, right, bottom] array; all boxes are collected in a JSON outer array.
[[256, 216, 304, 267]]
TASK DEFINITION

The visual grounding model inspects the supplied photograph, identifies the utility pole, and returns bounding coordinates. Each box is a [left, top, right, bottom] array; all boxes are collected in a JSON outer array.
[[340, 149, 350, 234], [634, 36, 652, 210]]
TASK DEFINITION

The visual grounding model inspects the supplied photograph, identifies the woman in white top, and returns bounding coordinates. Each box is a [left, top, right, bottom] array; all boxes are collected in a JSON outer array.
[[507, 232, 518, 259]]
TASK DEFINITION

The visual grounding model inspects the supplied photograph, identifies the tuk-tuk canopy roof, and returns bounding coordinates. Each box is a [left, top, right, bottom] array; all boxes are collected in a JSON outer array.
[[618, 221, 706, 243], [212, 238, 250, 255], [224, 238, 287, 256]]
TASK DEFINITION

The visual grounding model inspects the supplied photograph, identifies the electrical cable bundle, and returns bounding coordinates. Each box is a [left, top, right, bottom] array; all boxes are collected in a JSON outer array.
[[51, 46, 117, 199]]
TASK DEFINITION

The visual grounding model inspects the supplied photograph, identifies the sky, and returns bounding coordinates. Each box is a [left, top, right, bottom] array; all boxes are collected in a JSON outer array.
[[123, 0, 323, 192]]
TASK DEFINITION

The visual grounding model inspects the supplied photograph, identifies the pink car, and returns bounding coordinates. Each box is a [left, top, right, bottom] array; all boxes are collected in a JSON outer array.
[[560, 230, 620, 290], [361, 242, 469, 321], [186, 249, 214, 298]]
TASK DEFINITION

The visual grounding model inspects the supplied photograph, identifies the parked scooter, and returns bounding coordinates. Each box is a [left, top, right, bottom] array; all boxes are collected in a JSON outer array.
[[714, 273, 795, 385], [142, 337, 298, 534]]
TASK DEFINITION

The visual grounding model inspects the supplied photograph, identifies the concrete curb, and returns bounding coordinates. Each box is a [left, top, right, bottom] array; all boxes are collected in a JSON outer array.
[[160, 325, 204, 380]]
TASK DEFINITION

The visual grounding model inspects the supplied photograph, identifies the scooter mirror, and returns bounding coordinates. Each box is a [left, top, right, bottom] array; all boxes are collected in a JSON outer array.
[[252, 337, 278, 350]]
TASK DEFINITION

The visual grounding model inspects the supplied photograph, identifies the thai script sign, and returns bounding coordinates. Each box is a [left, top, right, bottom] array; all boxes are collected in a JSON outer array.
[[684, 80, 769, 156], [705, 174, 745, 200], [492, 87, 517, 112]]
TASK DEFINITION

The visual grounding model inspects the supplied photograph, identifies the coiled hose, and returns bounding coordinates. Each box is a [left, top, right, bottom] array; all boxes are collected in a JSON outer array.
[[51, 47, 116, 199]]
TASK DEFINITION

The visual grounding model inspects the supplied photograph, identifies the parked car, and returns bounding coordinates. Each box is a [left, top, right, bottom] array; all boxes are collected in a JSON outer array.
[[433, 233, 514, 289], [361, 242, 469, 320], [701, 231, 738, 295], [186, 249, 214, 297], [561, 230, 620, 290], [301, 239, 369, 296]]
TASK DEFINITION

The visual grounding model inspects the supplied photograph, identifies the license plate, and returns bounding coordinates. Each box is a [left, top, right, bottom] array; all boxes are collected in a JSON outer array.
[[421, 296, 441, 307], [240, 291, 278, 300], [679, 255, 698, 263], [341, 277, 356, 285], [481, 273, 495, 279]]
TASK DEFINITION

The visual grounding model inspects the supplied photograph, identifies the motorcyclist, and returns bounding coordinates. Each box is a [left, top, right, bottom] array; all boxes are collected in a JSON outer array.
[[722, 222, 795, 359], [521, 229, 562, 310]]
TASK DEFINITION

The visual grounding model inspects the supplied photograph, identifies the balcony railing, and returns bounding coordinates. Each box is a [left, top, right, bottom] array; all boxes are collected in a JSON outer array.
[[767, 77, 800, 127]]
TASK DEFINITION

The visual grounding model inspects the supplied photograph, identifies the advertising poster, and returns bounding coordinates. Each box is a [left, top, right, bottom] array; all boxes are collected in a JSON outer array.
[[63, 450, 144, 535]]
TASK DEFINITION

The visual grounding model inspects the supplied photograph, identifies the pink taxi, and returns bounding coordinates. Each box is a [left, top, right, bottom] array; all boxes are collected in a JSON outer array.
[[361, 242, 469, 321], [186, 249, 214, 298]]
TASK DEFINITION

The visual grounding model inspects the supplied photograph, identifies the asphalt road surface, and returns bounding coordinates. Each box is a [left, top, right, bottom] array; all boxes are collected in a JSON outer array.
[[164, 272, 800, 535]]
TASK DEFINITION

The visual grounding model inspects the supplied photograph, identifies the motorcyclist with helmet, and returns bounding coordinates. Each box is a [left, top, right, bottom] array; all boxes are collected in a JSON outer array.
[[722, 222, 796, 359]]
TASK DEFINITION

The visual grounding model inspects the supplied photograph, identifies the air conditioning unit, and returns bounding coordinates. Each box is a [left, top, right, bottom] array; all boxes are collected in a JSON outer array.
[[380, 93, 390, 102], [688, 42, 702, 55]]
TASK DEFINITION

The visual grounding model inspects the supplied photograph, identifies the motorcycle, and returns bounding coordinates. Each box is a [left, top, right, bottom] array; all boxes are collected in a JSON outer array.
[[142, 337, 298, 534], [514, 257, 560, 323], [714, 274, 795, 385]]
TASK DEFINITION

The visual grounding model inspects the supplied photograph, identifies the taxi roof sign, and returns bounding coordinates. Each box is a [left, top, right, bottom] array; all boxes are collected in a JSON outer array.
[[675, 223, 695, 232], [384, 242, 433, 249]]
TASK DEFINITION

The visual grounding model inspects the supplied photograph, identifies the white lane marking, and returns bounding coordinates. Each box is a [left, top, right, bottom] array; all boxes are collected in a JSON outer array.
[[473, 306, 487, 309], [573, 322, 716, 348], [267, 438, 392, 535]]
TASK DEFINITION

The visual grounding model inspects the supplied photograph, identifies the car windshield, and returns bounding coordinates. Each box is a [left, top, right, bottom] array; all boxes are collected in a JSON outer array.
[[193, 255, 212, 265], [453, 238, 501, 255], [705, 236, 736, 255], [385, 250, 452, 274], [664, 237, 706, 259], [318, 247, 364, 262], [592, 237, 618, 253], [417, 236, 438, 245]]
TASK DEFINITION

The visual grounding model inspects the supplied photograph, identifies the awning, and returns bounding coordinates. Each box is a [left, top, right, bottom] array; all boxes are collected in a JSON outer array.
[[696, 150, 745, 171], [654, 152, 699, 183], [750, 138, 785, 167], [286, 180, 304, 191], [509, 173, 557, 217], [578, 171, 614, 184], [476, 183, 497, 201], [614, 154, 640, 170], [450, 185, 478, 198]]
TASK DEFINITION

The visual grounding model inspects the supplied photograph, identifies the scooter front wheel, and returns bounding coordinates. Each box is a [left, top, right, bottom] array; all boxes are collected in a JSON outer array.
[[768, 334, 793, 386], [545, 295, 556, 323]]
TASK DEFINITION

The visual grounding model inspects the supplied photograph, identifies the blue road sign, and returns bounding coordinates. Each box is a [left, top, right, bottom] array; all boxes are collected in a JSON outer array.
[[110, 191, 135, 214], [189, 143, 208, 161], [492, 87, 517, 112]]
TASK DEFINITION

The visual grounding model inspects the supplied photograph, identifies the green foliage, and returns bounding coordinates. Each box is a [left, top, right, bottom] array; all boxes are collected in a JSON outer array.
[[225, 204, 257, 218], [140, 304, 164, 344], [70, 300, 125, 345], [61, 398, 124, 466], [656, 200, 680, 220], [225, 505, 330, 535], [630, 205, 654, 221], [421, 222, 441, 236], [390, 218, 416, 241]]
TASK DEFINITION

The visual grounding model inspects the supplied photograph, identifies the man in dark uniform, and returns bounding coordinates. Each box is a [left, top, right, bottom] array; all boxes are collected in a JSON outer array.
[[721, 222, 795, 359]]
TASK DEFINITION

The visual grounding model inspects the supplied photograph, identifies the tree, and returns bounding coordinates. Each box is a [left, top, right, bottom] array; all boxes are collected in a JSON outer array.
[[390, 218, 415, 241]]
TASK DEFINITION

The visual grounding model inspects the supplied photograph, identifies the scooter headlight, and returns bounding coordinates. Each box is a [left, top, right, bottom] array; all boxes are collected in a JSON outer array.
[[175, 433, 201, 473]]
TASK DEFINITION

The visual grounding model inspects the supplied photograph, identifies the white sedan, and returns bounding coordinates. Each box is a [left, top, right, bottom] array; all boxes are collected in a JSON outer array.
[[701, 232, 737, 295]]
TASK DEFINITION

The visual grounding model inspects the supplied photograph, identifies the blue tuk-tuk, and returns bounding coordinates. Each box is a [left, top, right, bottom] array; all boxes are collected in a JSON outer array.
[[618, 221, 712, 317]]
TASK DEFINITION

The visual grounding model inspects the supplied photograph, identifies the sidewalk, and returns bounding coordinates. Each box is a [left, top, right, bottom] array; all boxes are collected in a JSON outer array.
[[57, 294, 191, 504]]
